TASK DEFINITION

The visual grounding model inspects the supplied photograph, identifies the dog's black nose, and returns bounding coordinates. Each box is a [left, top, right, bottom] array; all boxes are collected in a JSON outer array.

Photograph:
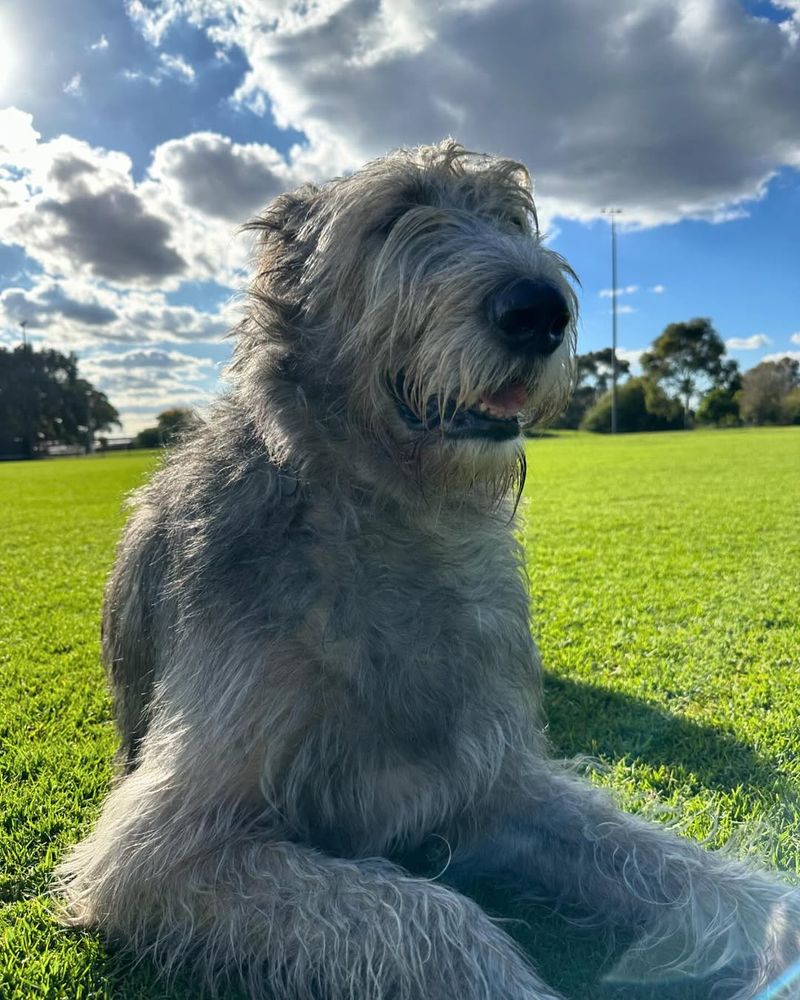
[[487, 279, 571, 355]]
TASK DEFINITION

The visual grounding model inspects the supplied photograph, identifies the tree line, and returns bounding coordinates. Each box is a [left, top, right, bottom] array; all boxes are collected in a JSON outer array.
[[0, 345, 120, 459], [555, 318, 800, 433], [3, 323, 798, 459]]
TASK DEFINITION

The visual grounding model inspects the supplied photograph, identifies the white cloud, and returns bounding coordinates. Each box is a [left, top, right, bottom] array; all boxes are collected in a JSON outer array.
[[63, 72, 83, 97], [149, 132, 294, 221], [120, 53, 197, 87], [774, 0, 800, 43], [790, 332, 800, 345], [159, 52, 196, 82], [0, 108, 40, 156], [126, 0, 182, 46], [599, 284, 639, 298], [0, 114, 260, 291], [616, 347, 645, 371], [125, 0, 800, 226], [725, 333, 772, 349], [0, 275, 235, 351], [650, 284, 666, 294], [14, 152, 186, 284], [760, 351, 800, 364], [90, 34, 109, 51], [84, 347, 214, 380], [616, 304, 636, 315]]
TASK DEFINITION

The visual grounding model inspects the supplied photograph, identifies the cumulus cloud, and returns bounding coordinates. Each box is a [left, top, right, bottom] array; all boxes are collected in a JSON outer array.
[[0, 276, 234, 351], [0, 108, 40, 156], [149, 132, 293, 221], [39, 185, 186, 283], [125, 0, 800, 226], [90, 34, 109, 50], [790, 332, 800, 345], [726, 333, 772, 349], [80, 346, 218, 435], [1, 130, 188, 285], [87, 347, 213, 376], [1, 283, 118, 329], [760, 350, 800, 363], [0, 116, 266, 291], [599, 285, 639, 298], [650, 284, 666, 294]]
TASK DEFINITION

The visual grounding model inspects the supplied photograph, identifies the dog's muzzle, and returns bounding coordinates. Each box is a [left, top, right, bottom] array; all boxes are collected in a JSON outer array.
[[391, 372, 527, 442], [486, 278, 570, 356]]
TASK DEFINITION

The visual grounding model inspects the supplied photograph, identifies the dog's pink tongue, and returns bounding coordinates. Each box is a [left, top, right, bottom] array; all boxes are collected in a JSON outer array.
[[480, 382, 529, 416]]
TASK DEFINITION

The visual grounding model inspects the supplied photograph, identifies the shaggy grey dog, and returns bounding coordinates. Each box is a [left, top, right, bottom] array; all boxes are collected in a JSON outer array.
[[57, 141, 799, 999]]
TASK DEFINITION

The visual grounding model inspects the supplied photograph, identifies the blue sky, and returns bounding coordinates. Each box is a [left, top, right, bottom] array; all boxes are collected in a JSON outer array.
[[1, 0, 798, 433]]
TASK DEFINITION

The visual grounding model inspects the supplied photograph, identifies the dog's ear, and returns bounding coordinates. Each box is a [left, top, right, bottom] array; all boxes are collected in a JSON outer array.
[[242, 186, 320, 329], [244, 186, 319, 287]]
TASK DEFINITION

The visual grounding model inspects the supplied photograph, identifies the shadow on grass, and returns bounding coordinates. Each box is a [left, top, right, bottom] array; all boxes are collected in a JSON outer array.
[[543, 672, 787, 795], [462, 675, 791, 1000]]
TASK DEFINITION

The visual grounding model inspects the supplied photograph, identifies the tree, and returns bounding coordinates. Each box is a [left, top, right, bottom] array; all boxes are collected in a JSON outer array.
[[552, 349, 631, 429], [156, 407, 196, 442], [739, 357, 800, 425], [134, 426, 162, 449], [0, 345, 120, 458], [781, 388, 800, 425], [641, 318, 726, 428], [696, 388, 741, 427], [135, 407, 197, 449], [578, 348, 632, 396], [580, 377, 683, 433]]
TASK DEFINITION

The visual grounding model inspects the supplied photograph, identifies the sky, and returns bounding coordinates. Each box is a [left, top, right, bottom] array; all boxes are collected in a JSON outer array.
[[0, 0, 798, 435]]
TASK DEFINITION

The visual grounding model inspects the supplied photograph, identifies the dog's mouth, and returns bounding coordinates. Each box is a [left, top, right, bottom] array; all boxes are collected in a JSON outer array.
[[391, 372, 528, 441]]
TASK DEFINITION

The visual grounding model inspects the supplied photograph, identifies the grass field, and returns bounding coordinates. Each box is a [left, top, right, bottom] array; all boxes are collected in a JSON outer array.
[[1, 428, 799, 998]]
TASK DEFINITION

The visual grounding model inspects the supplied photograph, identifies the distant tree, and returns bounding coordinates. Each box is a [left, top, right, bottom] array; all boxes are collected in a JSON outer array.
[[553, 349, 631, 429], [579, 348, 632, 396], [739, 358, 800, 425], [156, 407, 197, 442], [641, 318, 726, 428], [696, 388, 741, 427], [717, 358, 742, 393], [134, 407, 197, 450], [0, 345, 119, 458], [581, 377, 683, 434], [781, 388, 800, 425], [134, 426, 163, 449]]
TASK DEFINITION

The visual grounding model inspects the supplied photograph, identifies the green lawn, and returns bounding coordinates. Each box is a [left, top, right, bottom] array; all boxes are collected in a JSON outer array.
[[1, 429, 798, 998]]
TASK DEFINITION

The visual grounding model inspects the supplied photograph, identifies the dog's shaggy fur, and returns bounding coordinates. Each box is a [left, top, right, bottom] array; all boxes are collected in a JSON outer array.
[[57, 142, 799, 999]]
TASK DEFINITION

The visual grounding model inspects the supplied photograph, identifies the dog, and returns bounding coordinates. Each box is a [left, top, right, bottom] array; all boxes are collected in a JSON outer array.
[[57, 141, 800, 999]]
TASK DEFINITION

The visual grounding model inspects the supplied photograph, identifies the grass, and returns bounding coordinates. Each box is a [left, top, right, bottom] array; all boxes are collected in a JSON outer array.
[[1, 428, 798, 998]]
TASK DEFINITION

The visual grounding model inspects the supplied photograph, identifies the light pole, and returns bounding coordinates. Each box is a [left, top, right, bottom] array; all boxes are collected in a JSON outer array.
[[85, 389, 94, 455], [19, 319, 28, 347], [602, 208, 622, 434]]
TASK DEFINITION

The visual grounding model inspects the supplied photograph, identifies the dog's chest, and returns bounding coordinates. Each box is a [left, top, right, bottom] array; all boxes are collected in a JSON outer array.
[[295, 508, 540, 764], [313, 513, 532, 682], [281, 509, 539, 853]]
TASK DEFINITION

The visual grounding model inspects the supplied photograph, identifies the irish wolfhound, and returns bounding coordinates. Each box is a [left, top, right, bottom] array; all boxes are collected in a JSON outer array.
[[57, 141, 799, 999]]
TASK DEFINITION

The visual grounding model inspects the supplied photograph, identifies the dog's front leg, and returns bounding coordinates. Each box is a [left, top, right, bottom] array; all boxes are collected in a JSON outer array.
[[445, 763, 800, 998]]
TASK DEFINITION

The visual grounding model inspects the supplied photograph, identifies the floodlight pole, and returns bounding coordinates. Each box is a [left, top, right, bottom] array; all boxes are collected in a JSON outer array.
[[20, 320, 28, 348], [602, 208, 622, 434]]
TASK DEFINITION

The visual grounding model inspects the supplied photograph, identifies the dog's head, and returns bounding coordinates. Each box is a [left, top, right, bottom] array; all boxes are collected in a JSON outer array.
[[237, 140, 577, 501]]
